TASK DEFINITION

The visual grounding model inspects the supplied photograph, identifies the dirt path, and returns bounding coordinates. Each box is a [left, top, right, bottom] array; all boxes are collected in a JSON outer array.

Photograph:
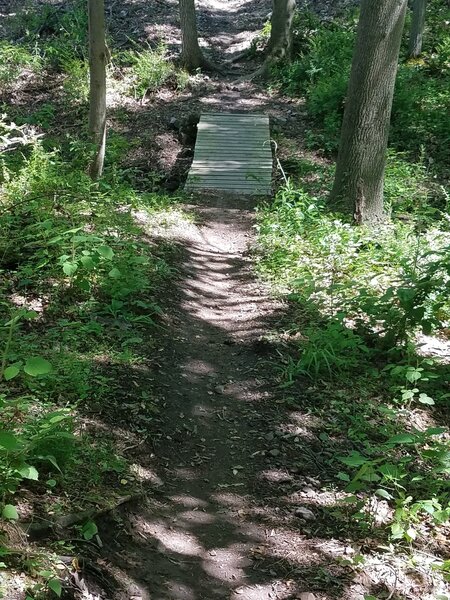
[[93, 190, 364, 600], [98, 197, 309, 600]]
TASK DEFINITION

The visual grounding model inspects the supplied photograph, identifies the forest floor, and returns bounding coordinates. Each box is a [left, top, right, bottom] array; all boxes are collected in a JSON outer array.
[[1, 0, 448, 599]]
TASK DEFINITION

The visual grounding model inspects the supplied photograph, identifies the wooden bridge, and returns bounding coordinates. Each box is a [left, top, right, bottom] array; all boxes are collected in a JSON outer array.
[[185, 112, 273, 196]]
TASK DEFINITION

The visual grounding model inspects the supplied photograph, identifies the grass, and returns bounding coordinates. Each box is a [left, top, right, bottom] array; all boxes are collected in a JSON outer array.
[[0, 42, 42, 85], [122, 44, 190, 99]]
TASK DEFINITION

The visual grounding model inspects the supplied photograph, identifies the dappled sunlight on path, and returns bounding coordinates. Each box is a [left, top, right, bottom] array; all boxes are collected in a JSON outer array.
[[93, 193, 372, 600]]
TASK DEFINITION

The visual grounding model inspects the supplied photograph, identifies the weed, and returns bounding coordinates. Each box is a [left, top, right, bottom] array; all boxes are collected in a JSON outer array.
[[122, 44, 182, 99], [0, 42, 42, 86]]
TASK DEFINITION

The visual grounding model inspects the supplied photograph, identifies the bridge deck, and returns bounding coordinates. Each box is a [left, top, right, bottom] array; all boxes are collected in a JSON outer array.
[[185, 112, 273, 196]]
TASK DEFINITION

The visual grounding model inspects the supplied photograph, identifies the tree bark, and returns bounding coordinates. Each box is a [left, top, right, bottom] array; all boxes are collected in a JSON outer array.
[[179, 0, 208, 72], [329, 0, 408, 225], [267, 0, 296, 62], [88, 0, 107, 180], [408, 0, 427, 58]]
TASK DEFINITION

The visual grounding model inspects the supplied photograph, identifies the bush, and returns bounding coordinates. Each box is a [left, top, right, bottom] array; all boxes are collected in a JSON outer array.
[[256, 180, 450, 343]]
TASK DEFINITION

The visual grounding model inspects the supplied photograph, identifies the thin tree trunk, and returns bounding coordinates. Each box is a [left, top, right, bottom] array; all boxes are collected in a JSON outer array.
[[267, 0, 296, 61], [179, 0, 208, 72], [88, 0, 107, 180], [329, 0, 408, 225], [408, 0, 427, 58]]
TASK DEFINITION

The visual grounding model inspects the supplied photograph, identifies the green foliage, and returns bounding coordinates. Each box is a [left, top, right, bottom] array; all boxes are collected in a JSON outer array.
[[61, 58, 90, 103], [256, 170, 450, 346], [122, 45, 188, 98], [271, 11, 355, 151], [13, 0, 88, 66], [0, 41, 42, 85], [257, 171, 450, 548], [281, 320, 369, 382], [0, 116, 185, 556], [272, 3, 450, 174]]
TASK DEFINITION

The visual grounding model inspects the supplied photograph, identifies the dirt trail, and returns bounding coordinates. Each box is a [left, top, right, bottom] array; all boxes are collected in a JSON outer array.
[[99, 196, 311, 600]]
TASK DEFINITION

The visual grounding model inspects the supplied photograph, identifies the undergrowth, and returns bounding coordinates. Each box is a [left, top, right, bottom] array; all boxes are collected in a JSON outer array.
[[0, 110, 187, 597], [271, 0, 450, 179], [256, 157, 450, 568]]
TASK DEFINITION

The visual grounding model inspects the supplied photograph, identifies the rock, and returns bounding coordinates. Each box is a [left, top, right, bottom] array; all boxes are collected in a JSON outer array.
[[294, 507, 316, 521], [298, 594, 316, 600], [214, 385, 225, 395]]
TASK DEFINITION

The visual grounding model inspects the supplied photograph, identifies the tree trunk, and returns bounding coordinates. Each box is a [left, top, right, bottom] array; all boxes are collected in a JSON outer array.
[[179, 0, 207, 72], [329, 0, 408, 225], [408, 0, 427, 58], [267, 0, 296, 61], [88, 0, 107, 180]]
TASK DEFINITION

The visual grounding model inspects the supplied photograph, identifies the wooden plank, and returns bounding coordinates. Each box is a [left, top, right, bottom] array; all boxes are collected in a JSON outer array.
[[185, 112, 272, 196]]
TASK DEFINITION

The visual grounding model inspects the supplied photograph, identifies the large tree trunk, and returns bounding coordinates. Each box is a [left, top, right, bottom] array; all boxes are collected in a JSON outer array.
[[179, 0, 208, 72], [329, 0, 408, 225], [267, 0, 296, 61], [88, 0, 107, 180], [408, 0, 427, 58]]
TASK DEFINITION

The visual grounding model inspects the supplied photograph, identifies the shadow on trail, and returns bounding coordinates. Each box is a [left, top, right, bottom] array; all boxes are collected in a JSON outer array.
[[85, 195, 376, 600]]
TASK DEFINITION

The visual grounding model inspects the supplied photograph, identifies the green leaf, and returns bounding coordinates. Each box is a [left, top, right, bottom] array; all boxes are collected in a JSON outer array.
[[131, 256, 149, 265], [62, 261, 78, 276], [406, 368, 422, 383], [39, 570, 53, 578], [97, 245, 114, 260], [48, 578, 62, 597], [108, 267, 122, 279], [3, 364, 20, 380], [434, 510, 450, 524], [38, 454, 62, 473], [80, 256, 95, 269], [2, 505, 18, 520], [24, 357, 52, 377], [386, 433, 416, 444], [82, 520, 98, 540], [391, 522, 403, 538], [18, 464, 39, 480], [46, 479, 57, 487], [375, 488, 393, 500], [425, 427, 446, 436], [339, 451, 368, 467], [418, 393, 434, 405], [0, 431, 19, 451]]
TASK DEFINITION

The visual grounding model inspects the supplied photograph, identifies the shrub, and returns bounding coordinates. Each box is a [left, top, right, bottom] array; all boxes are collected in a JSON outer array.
[[0, 42, 42, 85], [123, 45, 178, 98]]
